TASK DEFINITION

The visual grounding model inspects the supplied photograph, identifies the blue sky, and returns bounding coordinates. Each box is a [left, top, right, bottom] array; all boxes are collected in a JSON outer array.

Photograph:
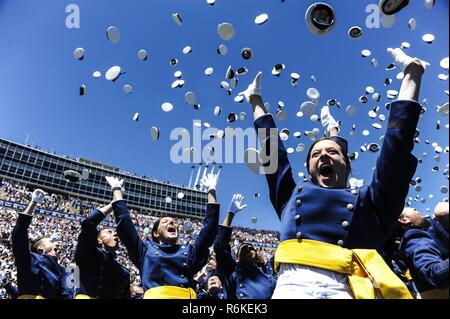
[[0, 0, 448, 231]]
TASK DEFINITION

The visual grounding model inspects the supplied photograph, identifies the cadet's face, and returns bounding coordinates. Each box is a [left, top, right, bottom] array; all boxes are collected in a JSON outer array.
[[98, 228, 119, 250], [38, 238, 57, 257], [398, 208, 423, 227], [309, 140, 348, 189], [155, 217, 179, 244], [207, 276, 222, 293], [434, 202, 449, 229]]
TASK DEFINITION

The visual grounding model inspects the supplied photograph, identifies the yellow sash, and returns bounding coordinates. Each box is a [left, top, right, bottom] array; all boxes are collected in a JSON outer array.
[[17, 295, 45, 299], [144, 286, 196, 299], [75, 294, 95, 299], [275, 239, 413, 299]]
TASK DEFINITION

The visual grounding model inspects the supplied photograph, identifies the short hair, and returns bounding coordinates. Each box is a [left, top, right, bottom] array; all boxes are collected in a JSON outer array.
[[238, 242, 256, 257], [151, 219, 161, 242], [30, 237, 46, 253], [96, 228, 111, 246]]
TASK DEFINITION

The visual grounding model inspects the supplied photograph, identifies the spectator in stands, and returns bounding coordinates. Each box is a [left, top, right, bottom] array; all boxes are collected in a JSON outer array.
[[239, 48, 426, 299], [74, 202, 130, 299], [214, 194, 276, 299], [400, 202, 449, 298], [105, 173, 220, 299], [11, 189, 69, 299]]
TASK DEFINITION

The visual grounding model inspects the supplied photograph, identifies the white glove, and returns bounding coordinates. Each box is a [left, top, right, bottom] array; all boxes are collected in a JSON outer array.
[[320, 105, 339, 135], [238, 72, 262, 102], [200, 173, 219, 191], [105, 176, 125, 193], [387, 47, 429, 71], [31, 189, 46, 203], [228, 193, 248, 215]]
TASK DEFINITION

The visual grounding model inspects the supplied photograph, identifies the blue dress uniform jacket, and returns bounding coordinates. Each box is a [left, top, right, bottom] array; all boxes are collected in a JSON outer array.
[[112, 200, 219, 292], [400, 218, 449, 291], [214, 225, 276, 299], [254, 100, 421, 250], [11, 213, 68, 298], [75, 209, 130, 299], [197, 288, 227, 300]]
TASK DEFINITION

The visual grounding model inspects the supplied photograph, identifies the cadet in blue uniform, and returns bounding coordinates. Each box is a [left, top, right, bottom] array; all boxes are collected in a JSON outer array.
[[197, 275, 227, 300], [194, 254, 218, 294], [238, 48, 427, 299], [214, 194, 276, 299], [105, 173, 220, 299], [74, 203, 130, 299], [400, 202, 449, 298], [11, 189, 69, 299], [382, 207, 432, 297]]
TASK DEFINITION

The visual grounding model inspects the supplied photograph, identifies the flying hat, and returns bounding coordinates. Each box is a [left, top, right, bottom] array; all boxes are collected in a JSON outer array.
[[290, 73, 300, 86], [348, 26, 362, 39], [241, 48, 253, 60], [379, 0, 409, 15], [73, 48, 84, 60], [182, 46, 192, 55], [218, 22, 235, 40], [272, 64, 285, 76], [79, 85, 86, 96], [151, 127, 160, 141], [254, 13, 269, 25], [172, 13, 182, 25], [422, 33, 435, 44], [217, 44, 228, 55], [105, 66, 123, 81], [106, 26, 120, 44], [138, 49, 148, 61], [64, 170, 81, 183], [305, 2, 336, 36], [123, 84, 132, 94], [161, 102, 173, 112]]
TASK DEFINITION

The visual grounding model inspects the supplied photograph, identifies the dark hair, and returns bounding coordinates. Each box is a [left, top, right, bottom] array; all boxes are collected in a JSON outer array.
[[305, 136, 351, 175], [30, 237, 46, 254], [96, 227, 111, 246], [237, 243, 257, 264], [151, 219, 161, 242]]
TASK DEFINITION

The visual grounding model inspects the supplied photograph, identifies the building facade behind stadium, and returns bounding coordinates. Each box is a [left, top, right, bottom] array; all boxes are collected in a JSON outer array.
[[0, 138, 207, 219]]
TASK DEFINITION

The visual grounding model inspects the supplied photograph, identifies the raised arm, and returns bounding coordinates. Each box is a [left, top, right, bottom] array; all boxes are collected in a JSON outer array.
[[214, 194, 248, 277], [75, 204, 112, 263], [190, 173, 220, 273], [106, 176, 147, 267], [368, 50, 425, 233], [242, 74, 295, 217], [11, 189, 45, 272], [213, 225, 236, 278]]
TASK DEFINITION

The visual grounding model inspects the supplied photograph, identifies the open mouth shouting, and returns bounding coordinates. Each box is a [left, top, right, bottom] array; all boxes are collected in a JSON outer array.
[[319, 163, 334, 177], [167, 225, 178, 235]]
